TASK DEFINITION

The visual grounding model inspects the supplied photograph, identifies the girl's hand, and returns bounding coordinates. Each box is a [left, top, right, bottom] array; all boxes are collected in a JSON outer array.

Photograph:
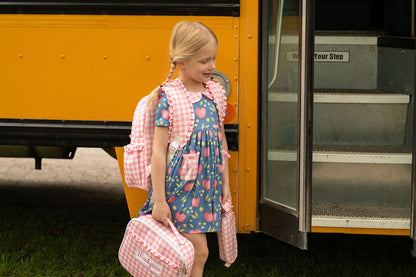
[[152, 201, 172, 227]]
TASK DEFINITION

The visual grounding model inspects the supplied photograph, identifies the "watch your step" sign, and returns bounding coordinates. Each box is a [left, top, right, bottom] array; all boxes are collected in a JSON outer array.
[[287, 51, 350, 62]]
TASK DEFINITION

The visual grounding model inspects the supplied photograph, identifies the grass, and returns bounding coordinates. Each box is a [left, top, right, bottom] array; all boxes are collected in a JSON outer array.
[[0, 184, 130, 277], [1, 173, 416, 277], [1, 184, 416, 277]]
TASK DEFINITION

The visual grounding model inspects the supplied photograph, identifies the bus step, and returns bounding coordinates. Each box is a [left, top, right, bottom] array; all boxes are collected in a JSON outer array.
[[268, 145, 412, 164], [311, 145, 411, 216], [268, 90, 409, 146], [312, 203, 410, 230], [312, 144, 412, 163], [269, 89, 409, 103], [267, 145, 412, 217]]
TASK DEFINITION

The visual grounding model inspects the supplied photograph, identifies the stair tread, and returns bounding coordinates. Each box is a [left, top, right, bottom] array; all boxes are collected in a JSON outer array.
[[269, 145, 411, 164], [271, 144, 412, 154], [269, 89, 409, 103], [313, 144, 412, 154], [312, 203, 410, 229], [313, 203, 410, 219], [314, 88, 405, 95], [271, 88, 406, 94], [315, 30, 381, 37]]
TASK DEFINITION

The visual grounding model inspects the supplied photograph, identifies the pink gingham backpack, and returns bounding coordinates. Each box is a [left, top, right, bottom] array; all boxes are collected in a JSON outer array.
[[123, 78, 227, 190], [119, 214, 195, 276], [218, 199, 238, 267]]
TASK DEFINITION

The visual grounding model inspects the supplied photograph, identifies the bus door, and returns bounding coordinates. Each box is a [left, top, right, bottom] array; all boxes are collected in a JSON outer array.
[[259, 0, 314, 249], [260, 0, 416, 255], [413, 109, 416, 256]]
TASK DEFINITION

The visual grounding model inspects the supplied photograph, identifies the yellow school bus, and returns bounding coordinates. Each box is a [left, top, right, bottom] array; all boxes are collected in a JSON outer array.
[[1, 0, 416, 255]]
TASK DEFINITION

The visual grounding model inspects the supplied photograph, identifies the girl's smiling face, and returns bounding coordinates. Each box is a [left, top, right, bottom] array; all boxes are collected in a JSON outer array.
[[178, 39, 218, 92]]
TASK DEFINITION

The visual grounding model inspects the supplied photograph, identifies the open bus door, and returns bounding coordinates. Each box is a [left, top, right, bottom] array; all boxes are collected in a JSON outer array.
[[413, 58, 416, 256], [260, 0, 416, 255], [259, 0, 314, 249], [413, 118, 416, 255]]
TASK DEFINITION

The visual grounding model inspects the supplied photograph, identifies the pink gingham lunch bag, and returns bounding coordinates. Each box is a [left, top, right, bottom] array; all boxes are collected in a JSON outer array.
[[119, 214, 194, 277], [218, 199, 238, 267]]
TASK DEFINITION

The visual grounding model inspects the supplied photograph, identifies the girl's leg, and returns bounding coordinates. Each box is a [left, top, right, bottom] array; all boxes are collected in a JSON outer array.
[[182, 233, 208, 277]]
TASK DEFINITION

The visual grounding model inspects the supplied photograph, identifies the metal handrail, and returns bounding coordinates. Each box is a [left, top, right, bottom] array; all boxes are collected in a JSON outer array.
[[267, 0, 284, 88]]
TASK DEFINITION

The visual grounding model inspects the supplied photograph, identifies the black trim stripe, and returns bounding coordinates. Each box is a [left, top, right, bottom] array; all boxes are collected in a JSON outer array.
[[0, 119, 131, 148], [0, 1, 240, 16], [0, 118, 239, 150]]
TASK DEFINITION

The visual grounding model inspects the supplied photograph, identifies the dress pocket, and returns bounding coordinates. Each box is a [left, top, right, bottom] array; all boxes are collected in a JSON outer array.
[[178, 152, 200, 181]]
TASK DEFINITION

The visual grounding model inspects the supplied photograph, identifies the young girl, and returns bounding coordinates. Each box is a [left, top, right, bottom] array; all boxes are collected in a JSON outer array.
[[138, 21, 231, 276]]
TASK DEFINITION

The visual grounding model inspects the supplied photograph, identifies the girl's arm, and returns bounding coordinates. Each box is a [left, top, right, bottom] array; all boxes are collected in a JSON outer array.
[[221, 127, 232, 204], [151, 126, 172, 226]]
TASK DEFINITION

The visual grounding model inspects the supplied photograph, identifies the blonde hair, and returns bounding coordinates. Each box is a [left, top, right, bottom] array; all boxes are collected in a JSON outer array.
[[147, 21, 218, 108]]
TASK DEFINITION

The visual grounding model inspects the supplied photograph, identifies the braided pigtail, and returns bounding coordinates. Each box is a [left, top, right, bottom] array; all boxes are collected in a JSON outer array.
[[161, 62, 176, 87], [147, 62, 176, 109]]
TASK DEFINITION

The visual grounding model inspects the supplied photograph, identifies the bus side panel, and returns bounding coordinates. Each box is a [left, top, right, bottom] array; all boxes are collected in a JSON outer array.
[[0, 15, 238, 122], [0, 14, 242, 230]]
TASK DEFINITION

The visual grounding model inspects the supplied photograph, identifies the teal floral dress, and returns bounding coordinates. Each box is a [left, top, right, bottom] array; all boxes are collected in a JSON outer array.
[[138, 91, 225, 234]]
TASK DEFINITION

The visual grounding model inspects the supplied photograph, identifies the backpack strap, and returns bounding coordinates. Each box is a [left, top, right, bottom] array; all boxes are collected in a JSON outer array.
[[163, 79, 194, 149], [166, 135, 181, 164], [162, 79, 227, 152]]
